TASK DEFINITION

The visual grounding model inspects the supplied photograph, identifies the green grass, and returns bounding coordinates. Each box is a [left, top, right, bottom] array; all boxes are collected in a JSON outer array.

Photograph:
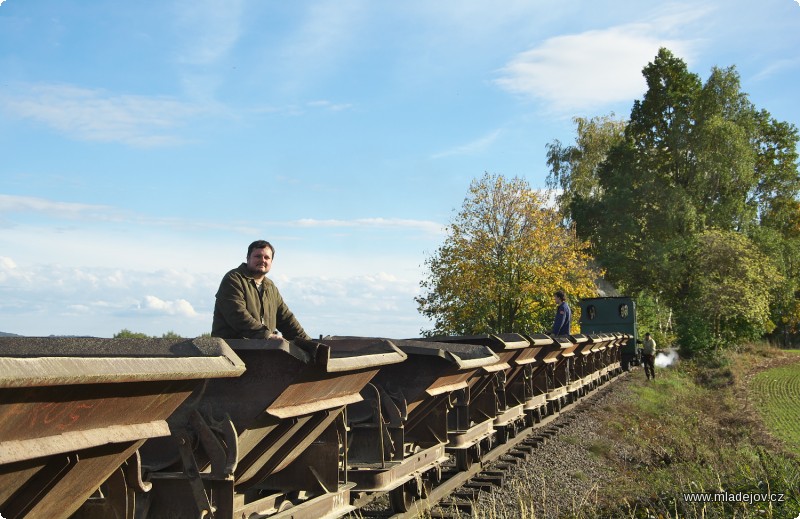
[[750, 360, 800, 454]]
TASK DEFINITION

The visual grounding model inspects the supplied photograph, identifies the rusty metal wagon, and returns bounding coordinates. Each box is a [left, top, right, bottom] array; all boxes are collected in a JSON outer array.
[[335, 337, 498, 511], [137, 336, 405, 519], [519, 333, 557, 424], [417, 333, 534, 470], [0, 336, 245, 519]]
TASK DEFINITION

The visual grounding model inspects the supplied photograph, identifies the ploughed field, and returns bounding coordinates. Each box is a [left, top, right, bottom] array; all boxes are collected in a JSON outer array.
[[749, 351, 800, 453]]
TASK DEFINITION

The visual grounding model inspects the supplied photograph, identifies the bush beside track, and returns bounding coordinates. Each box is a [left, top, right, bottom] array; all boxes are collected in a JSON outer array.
[[461, 344, 800, 519]]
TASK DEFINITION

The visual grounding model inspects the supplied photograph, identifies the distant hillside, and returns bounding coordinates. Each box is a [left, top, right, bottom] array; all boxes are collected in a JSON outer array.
[[0, 331, 22, 337]]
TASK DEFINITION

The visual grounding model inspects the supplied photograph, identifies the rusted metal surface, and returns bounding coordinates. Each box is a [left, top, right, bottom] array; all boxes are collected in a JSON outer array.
[[336, 338, 496, 499], [568, 334, 595, 387], [0, 337, 245, 387], [0, 336, 245, 519], [414, 334, 535, 455], [266, 483, 355, 519], [313, 337, 499, 510], [583, 334, 614, 382], [314, 337, 408, 372], [445, 419, 494, 449], [404, 337, 510, 437], [359, 338, 498, 410], [523, 334, 563, 412], [1, 422, 169, 465], [139, 336, 405, 519], [347, 443, 447, 492]]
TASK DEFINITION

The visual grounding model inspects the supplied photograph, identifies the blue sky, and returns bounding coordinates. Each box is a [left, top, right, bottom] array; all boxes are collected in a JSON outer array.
[[1, 1, 798, 338]]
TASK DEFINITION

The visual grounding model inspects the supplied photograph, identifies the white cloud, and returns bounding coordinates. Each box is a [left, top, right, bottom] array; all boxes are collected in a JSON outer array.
[[0, 255, 31, 285], [272, 0, 370, 91], [1, 83, 202, 147], [0, 194, 116, 220], [432, 129, 503, 159], [291, 217, 444, 235], [141, 295, 198, 317], [277, 272, 429, 337], [173, 0, 245, 66], [751, 58, 800, 82], [0, 257, 431, 339], [307, 100, 353, 112], [494, 11, 703, 113], [0, 260, 213, 336], [0, 194, 442, 236]]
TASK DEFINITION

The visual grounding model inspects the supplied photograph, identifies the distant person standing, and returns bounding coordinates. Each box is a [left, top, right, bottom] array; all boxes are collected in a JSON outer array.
[[642, 332, 657, 380], [212, 240, 310, 340], [552, 290, 572, 336]]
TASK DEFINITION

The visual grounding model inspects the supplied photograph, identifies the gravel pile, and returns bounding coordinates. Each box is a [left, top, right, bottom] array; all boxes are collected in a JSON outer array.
[[469, 374, 638, 519]]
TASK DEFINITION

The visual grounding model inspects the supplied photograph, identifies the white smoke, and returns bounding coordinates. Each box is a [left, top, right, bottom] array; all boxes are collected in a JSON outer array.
[[655, 349, 679, 368]]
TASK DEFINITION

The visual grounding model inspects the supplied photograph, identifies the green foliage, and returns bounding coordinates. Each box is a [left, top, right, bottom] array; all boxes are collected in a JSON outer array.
[[416, 172, 598, 335], [113, 329, 186, 338], [546, 114, 626, 220], [113, 328, 150, 338], [633, 290, 675, 347], [675, 230, 783, 353], [546, 47, 800, 355]]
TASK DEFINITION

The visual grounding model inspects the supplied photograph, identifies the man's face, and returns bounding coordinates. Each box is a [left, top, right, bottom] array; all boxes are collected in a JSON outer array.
[[247, 247, 273, 276]]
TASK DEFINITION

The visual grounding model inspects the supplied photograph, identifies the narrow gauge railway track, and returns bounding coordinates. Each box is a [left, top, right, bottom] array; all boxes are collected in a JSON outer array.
[[353, 371, 629, 519]]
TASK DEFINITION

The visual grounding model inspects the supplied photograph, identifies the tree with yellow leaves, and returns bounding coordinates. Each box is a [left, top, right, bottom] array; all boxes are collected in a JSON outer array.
[[416, 173, 598, 336]]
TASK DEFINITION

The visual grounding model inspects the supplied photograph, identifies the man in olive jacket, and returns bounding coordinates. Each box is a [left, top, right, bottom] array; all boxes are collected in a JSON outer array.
[[212, 240, 310, 340], [642, 332, 657, 380]]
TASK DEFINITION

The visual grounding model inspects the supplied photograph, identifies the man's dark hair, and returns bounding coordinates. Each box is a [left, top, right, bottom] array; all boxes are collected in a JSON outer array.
[[645, 332, 651, 337], [554, 290, 566, 302], [247, 240, 275, 258]]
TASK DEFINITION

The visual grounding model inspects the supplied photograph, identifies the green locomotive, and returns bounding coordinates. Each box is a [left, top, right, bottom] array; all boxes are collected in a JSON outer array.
[[579, 296, 640, 370]]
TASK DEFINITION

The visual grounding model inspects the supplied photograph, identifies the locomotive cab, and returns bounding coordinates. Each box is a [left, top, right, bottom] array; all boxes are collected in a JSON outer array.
[[579, 296, 639, 370]]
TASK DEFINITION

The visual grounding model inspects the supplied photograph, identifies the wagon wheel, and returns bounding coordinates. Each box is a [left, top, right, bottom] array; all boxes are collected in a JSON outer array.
[[277, 499, 294, 513], [390, 480, 420, 512], [78, 466, 132, 519], [454, 448, 472, 472], [524, 412, 535, 428], [425, 465, 443, 487], [496, 425, 508, 444]]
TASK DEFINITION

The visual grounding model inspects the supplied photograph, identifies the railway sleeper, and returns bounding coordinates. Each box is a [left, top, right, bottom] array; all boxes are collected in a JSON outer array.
[[464, 481, 495, 493], [493, 462, 517, 470], [434, 500, 474, 516], [472, 474, 505, 486], [515, 444, 535, 453], [453, 489, 482, 500]]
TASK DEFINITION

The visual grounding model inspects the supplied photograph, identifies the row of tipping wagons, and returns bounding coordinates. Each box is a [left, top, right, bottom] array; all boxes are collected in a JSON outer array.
[[0, 297, 637, 518]]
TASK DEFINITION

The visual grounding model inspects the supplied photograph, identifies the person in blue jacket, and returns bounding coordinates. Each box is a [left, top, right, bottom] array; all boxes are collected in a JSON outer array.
[[552, 290, 571, 336]]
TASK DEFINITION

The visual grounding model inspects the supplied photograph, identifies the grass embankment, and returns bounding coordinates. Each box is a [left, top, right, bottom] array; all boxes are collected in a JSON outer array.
[[467, 344, 800, 518]]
